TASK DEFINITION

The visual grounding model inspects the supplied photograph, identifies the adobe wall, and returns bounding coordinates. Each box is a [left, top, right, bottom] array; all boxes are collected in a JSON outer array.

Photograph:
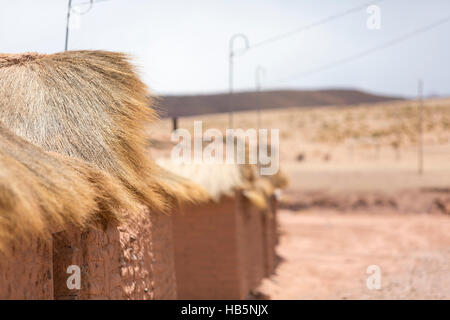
[[0, 196, 273, 300], [261, 211, 275, 277], [118, 209, 157, 300], [52, 207, 177, 300], [52, 227, 84, 300], [52, 224, 123, 300], [172, 196, 247, 299], [234, 195, 250, 298], [261, 195, 279, 277], [148, 211, 177, 300], [0, 237, 53, 299], [271, 195, 280, 246], [236, 192, 266, 292]]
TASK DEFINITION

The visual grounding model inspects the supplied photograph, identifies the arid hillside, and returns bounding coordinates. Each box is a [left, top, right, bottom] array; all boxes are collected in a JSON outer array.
[[157, 89, 401, 118]]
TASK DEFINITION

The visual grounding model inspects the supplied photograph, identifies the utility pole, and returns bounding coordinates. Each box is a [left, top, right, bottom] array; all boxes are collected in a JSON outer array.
[[228, 34, 249, 128], [254, 66, 266, 131], [418, 79, 424, 175]]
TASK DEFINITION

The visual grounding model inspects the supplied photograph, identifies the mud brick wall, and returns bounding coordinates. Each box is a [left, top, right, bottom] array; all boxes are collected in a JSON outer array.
[[52, 224, 124, 299], [172, 196, 248, 300], [53, 227, 84, 300], [261, 195, 279, 277], [52, 207, 177, 300], [261, 211, 276, 277], [262, 195, 279, 277], [82, 225, 123, 299], [271, 195, 280, 246], [236, 192, 266, 292], [118, 208, 168, 300], [149, 211, 177, 300], [0, 237, 53, 299]]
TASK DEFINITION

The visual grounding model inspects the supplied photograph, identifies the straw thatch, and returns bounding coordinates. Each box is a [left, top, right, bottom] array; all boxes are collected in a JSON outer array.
[[242, 189, 269, 210], [0, 125, 140, 254], [156, 154, 289, 211], [157, 158, 276, 211], [0, 50, 171, 211], [254, 170, 289, 198], [152, 165, 210, 206], [266, 169, 289, 190], [156, 159, 246, 202]]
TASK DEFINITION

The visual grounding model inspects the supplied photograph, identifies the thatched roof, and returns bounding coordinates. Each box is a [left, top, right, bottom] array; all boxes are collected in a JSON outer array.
[[156, 149, 290, 210], [0, 50, 170, 211], [255, 170, 289, 197], [152, 165, 210, 206], [0, 125, 141, 254], [157, 158, 287, 211], [156, 159, 246, 202]]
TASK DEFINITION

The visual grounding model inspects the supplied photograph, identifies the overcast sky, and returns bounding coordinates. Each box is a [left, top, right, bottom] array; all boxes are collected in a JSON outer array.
[[1, 0, 450, 97]]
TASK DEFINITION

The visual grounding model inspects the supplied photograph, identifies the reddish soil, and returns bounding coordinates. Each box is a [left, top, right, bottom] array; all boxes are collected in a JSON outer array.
[[257, 209, 450, 299]]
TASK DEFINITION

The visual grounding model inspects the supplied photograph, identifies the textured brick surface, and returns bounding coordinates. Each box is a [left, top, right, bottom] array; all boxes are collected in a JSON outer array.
[[172, 193, 272, 300], [236, 193, 266, 292], [118, 211, 155, 300], [0, 196, 273, 300], [173, 196, 247, 299], [149, 211, 177, 300], [262, 195, 279, 277], [0, 237, 53, 299], [52, 207, 177, 300], [271, 196, 280, 246], [53, 227, 84, 300]]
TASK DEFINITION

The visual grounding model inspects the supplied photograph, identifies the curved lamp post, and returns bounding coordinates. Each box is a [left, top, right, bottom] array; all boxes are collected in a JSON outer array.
[[65, 0, 94, 51], [228, 33, 249, 128]]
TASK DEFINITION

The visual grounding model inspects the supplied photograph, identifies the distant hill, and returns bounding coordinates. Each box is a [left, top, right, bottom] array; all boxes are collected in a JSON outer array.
[[156, 89, 401, 118]]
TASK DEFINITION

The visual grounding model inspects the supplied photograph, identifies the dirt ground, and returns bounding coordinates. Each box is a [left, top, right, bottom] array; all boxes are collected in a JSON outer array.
[[256, 209, 450, 300]]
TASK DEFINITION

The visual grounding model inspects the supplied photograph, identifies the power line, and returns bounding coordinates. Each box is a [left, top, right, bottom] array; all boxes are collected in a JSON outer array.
[[247, 0, 384, 51], [278, 14, 450, 83]]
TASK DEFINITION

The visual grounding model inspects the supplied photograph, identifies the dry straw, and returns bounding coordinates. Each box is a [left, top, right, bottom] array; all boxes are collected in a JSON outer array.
[[156, 136, 288, 209], [0, 125, 140, 254], [0, 50, 206, 211], [156, 158, 287, 210], [156, 159, 246, 202]]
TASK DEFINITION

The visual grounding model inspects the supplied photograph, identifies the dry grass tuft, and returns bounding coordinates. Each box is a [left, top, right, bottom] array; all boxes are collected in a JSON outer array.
[[0, 50, 167, 211], [152, 166, 211, 207], [242, 189, 269, 210], [0, 125, 139, 254], [156, 157, 288, 210], [156, 159, 245, 202]]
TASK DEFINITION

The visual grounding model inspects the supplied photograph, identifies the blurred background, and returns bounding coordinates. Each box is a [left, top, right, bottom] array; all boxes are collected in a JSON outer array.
[[1, 0, 450, 97], [2, 0, 449, 299]]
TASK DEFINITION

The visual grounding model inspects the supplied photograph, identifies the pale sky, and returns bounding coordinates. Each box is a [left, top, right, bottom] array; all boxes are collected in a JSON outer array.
[[1, 0, 450, 97]]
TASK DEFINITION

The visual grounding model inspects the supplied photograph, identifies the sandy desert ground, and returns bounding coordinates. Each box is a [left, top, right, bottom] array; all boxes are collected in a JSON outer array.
[[149, 97, 450, 299], [256, 209, 450, 299]]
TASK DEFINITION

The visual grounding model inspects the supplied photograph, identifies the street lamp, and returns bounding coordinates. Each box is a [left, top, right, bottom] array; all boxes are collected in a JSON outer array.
[[228, 34, 249, 128], [65, 0, 94, 51]]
